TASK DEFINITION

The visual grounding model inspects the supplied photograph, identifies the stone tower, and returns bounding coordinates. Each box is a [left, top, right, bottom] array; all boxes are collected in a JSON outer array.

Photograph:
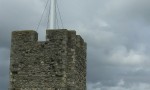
[[9, 29, 87, 90]]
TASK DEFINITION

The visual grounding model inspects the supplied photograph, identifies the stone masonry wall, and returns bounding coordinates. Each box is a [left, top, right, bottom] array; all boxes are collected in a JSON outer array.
[[9, 29, 86, 90]]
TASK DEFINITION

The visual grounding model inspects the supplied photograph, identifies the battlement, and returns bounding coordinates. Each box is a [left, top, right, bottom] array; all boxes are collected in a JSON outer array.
[[11, 29, 85, 47], [12, 30, 38, 43], [10, 29, 87, 90]]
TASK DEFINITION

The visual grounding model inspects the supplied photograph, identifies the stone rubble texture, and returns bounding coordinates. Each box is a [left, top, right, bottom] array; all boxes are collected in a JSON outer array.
[[9, 29, 87, 90]]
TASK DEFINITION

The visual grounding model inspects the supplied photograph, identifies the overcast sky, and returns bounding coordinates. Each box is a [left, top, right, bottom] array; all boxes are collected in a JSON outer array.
[[1, 0, 150, 90]]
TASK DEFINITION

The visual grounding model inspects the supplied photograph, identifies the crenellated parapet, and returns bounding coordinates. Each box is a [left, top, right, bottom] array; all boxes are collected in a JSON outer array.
[[11, 30, 38, 43]]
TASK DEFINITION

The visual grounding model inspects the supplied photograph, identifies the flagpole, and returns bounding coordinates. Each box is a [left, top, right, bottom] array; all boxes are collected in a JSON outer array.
[[50, 0, 56, 29]]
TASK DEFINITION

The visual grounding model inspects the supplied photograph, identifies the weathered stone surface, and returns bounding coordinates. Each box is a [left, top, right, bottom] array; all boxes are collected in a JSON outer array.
[[9, 29, 87, 90]]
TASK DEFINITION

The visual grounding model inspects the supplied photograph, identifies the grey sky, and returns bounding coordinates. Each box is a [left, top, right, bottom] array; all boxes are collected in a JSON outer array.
[[1, 0, 150, 90]]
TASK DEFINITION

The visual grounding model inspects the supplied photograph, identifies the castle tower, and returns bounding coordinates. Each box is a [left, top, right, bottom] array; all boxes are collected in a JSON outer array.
[[9, 29, 87, 90]]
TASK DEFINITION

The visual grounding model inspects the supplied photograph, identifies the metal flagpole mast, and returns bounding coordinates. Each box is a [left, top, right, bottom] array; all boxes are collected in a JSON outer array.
[[50, 0, 56, 29]]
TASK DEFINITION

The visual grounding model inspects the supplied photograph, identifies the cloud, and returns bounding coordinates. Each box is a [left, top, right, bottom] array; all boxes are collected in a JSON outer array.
[[87, 81, 150, 90], [86, 0, 150, 89], [108, 45, 148, 65]]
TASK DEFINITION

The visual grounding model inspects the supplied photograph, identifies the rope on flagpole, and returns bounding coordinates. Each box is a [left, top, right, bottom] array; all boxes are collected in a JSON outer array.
[[56, 0, 64, 29], [36, 0, 64, 31], [36, 0, 49, 31]]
